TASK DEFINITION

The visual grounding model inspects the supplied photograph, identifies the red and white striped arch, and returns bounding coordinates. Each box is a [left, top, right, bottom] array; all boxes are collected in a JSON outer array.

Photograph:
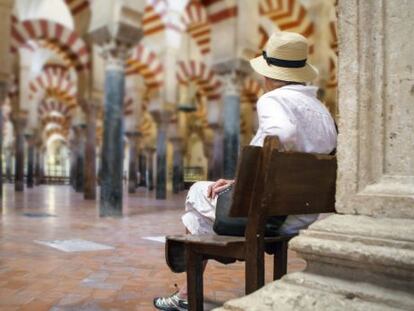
[[143, 0, 187, 37], [177, 60, 221, 100], [11, 19, 90, 71], [64, 0, 90, 16], [242, 77, 264, 102], [45, 127, 69, 141], [29, 67, 76, 107], [41, 114, 69, 129], [38, 99, 75, 119], [182, 2, 211, 55], [259, 0, 314, 46], [142, 3, 166, 36], [125, 44, 163, 91], [200, 0, 238, 24]]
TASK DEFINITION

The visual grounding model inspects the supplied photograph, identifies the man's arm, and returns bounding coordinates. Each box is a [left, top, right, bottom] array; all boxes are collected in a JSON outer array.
[[207, 179, 234, 199]]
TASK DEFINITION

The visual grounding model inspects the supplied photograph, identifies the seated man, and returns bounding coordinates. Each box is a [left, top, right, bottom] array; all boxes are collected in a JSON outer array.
[[154, 31, 337, 311]]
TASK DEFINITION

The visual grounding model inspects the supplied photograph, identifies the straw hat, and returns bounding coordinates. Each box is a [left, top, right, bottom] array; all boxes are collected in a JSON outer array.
[[250, 31, 318, 83]]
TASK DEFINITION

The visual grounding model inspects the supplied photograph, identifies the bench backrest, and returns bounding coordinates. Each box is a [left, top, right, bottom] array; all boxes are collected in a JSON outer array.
[[229, 136, 337, 237]]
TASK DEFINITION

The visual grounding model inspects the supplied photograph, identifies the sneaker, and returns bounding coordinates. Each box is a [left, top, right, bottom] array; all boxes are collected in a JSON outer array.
[[153, 286, 188, 311]]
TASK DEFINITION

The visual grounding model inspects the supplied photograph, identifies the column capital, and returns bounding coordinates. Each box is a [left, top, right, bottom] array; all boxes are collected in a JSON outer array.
[[144, 147, 156, 155], [150, 110, 173, 125], [208, 123, 223, 131], [221, 71, 242, 96], [125, 131, 141, 139], [11, 111, 28, 128], [213, 58, 251, 76]]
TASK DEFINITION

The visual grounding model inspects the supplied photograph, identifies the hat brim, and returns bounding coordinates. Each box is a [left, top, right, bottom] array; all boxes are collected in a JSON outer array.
[[250, 55, 318, 83]]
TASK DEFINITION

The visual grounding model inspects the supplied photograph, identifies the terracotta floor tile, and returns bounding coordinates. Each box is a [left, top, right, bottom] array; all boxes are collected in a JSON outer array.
[[0, 184, 306, 309]]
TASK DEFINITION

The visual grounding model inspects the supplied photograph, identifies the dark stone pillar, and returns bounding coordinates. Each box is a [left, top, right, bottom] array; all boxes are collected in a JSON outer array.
[[100, 57, 125, 217], [171, 138, 184, 194], [145, 147, 155, 191], [13, 115, 26, 192], [74, 126, 85, 193], [69, 147, 76, 189], [126, 132, 139, 194], [0, 102, 2, 197], [222, 74, 240, 179], [6, 150, 13, 183], [138, 153, 147, 187], [83, 103, 97, 200], [156, 125, 167, 199], [152, 111, 170, 199], [34, 148, 41, 185], [208, 124, 224, 180], [39, 151, 45, 184], [25, 135, 34, 188]]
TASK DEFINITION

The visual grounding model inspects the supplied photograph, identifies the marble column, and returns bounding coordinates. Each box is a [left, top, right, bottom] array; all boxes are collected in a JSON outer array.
[[216, 1, 414, 310], [152, 111, 170, 199], [25, 134, 34, 188], [0, 82, 5, 197], [145, 147, 155, 191], [13, 115, 26, 192], [222, 72, 240, 179], [69, 146, 76, 189], [39, 150, 45, 184], [208, 124, 224, 181], [83, 103, 97, 200], [74, 125, 85, 193], [5, 150, 13, 183], [126, 132, 139, 194], [99, 55, 125, 216], [171, 137, 184, 194], [34, 147, 41, 185], [137, 153, 146, 187]]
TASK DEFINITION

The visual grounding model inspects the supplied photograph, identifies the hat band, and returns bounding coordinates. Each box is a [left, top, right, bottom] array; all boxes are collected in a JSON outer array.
[[262, 51, 307, 68]]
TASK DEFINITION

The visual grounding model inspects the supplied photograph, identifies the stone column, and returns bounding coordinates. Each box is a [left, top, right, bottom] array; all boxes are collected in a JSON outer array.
[[39, 149, 45, 184], [145, 147, 155, 191], [13, 114, 26, 192], [69, 143, 76, 189], [208, 124, 224, 181], [74, 125, 85, 193], [152, 111, 171, 199], [170, 137, 184, 194], [99, 53, 126, 215], [89, 0, 143, 216], [24, 134, 34, 188], [0, 82, 6, 196], [221, 72, 241, 179], [126, 131, 139, 194], [5, 149, 13, 183], [138, 152, 147, 187], [83, 102, 97, 200], [34, 146, 41, 185], [216, 1, 414, 310]]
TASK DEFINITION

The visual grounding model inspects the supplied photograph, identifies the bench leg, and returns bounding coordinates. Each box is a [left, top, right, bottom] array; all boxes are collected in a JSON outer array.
[[273, 241, 288, 280], [245, 242, 265, 295], [186, 248, 204, 311]]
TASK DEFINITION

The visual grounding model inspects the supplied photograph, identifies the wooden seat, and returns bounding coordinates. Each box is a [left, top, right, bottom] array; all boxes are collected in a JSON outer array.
[[165, 136, 337, 310]]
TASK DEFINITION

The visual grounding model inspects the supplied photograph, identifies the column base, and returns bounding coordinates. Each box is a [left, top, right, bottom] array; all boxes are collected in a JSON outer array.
[[215, 215, 414, 311]]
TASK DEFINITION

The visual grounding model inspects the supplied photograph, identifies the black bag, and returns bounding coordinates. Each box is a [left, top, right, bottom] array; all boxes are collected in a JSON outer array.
[[213, 186, 287, 237]]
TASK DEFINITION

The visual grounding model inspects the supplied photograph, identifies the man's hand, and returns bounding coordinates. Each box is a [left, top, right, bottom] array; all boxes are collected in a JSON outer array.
[[207, 179, 235, 199]]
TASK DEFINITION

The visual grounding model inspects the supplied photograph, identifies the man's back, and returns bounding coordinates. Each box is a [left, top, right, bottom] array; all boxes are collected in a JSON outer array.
[[250, 84, 337, 234], [250, 84, 337, 153]]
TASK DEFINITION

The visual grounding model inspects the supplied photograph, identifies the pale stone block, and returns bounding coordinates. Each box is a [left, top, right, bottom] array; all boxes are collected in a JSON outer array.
[[336, 0, 414, 218]]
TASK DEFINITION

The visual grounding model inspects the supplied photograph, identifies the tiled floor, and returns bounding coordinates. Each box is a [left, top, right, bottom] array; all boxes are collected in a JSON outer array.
[[0, 184, 306, 311]]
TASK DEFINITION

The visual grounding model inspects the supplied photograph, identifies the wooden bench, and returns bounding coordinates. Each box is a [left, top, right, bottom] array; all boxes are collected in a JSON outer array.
[[165, 136, 337, 310]]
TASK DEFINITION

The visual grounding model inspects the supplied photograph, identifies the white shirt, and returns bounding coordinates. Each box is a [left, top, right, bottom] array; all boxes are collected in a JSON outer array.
[[250, 84, 337, 234]]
